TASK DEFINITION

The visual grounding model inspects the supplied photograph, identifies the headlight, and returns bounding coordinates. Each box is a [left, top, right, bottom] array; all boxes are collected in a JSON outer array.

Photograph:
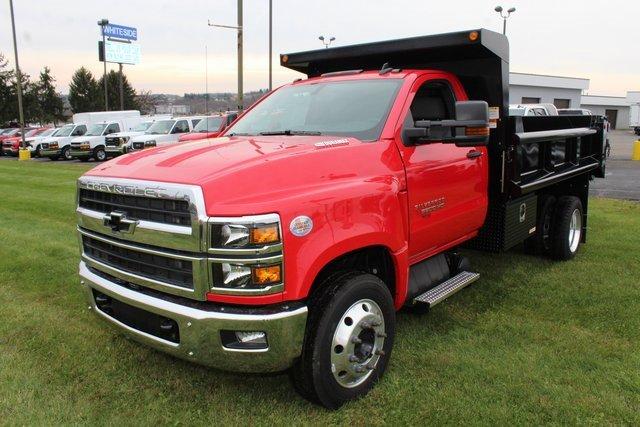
[[209, 214, 283, 293], [212, 221, 280, 249], [216, 263, 282, 289], [80, 142, 90, 150]]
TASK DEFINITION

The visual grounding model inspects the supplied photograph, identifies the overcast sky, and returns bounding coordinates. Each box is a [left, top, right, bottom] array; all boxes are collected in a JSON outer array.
[[1, 0, 637, 96]]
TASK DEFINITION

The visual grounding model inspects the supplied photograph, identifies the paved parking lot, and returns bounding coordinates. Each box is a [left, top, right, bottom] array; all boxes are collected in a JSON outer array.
[[590, 130, 640, 201], [2, 131, 639, 199]]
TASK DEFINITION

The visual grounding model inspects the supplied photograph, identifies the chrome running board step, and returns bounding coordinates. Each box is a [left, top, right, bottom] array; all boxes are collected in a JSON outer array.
[[412, 271, 480, 308]]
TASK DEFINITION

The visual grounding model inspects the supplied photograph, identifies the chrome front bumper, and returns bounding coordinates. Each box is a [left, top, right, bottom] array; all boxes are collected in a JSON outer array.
[[40, 148, 61, 157], [79, 261, 308, 372], [70, 149, 91, 158], [105, 146, 126, 155]]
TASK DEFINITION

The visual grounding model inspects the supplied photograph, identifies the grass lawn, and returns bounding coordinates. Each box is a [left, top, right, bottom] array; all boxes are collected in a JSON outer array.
[[0, 159, 639, 424]]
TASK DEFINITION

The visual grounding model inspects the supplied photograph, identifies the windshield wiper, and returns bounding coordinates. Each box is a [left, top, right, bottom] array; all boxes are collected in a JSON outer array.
[[259, 130, 322, 136], [227, 132, 253, 136]]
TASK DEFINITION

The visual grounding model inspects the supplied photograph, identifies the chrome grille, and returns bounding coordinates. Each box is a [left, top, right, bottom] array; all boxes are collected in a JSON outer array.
[[105, 137, 121, 147], [82, 233, 194, 289], [79, 188, 191, 226]]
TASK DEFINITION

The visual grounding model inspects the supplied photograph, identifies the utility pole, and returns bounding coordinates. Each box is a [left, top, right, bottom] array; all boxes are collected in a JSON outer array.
[[205, 45, 209, 113], [118, 63, 125, 110], [8, 0, 26, 152], [237, 0, 243, 111], [98, 18, 109, 111], [208, 0, 244, 111], [268, 0, 272, 91]]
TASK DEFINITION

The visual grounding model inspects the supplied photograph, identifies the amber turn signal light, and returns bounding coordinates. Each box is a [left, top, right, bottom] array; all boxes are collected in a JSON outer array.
[[465, 126, 490, 136], [252, 265, 282, 285], [250, 224, 280, 244], [469, 31, 479, 41]]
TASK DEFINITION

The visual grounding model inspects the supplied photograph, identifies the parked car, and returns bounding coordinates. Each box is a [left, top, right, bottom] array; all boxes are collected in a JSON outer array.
[[0, 128, 23, 151], [24, 127, 59, 157], [1, 127, 51, 156], [509, 103, 559, 116], [178, 112, 239, 142], [40, 123, 88, 160], [76, 29, 607, 409], [70, 116, 142, 162], [129, 117, 198, 150], [557, 108, 592, 116]]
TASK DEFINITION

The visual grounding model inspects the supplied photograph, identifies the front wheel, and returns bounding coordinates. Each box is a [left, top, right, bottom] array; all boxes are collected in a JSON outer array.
[[94, 147, 107, 162], [551, 196, 583, 261], [291, 272, 395, 409], [61, 146, 73, 161]]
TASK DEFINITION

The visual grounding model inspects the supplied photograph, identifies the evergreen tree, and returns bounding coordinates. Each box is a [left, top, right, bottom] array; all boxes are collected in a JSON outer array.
[[97, 70, 139, 111], [36, 67, 64, 125], [0, 53, 16, 125], [68, 67, 101, 113]]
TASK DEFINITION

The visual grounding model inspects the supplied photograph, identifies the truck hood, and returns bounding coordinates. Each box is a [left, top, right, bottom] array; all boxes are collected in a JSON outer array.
[[110, 131, 144, 138], [71, 135, 104, 143], [131, 134, 173, 143], [85, 134, 400, 215]]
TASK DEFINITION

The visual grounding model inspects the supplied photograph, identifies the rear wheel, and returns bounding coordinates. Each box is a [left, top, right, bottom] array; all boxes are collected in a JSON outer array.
[[291, 272, 395, 409], [551, 196, 583, 260]]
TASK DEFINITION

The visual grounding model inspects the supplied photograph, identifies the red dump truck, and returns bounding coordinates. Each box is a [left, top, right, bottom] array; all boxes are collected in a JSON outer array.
[[76, 29, 606, 408]]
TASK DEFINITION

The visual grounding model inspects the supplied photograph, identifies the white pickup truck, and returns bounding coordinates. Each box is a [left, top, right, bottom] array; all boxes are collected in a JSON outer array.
[[104, 116, 171, 157], [40, 123, 89, 160], [129, 116, 205, 151], [69, 112, 142, 161]]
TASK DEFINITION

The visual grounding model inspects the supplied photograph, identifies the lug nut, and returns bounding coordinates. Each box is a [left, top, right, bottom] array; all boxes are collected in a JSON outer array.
[[361, 321, 372, 329], [349, 355, 359, 362], [351, 337, 362, 344], [354, 366, 365, 373]]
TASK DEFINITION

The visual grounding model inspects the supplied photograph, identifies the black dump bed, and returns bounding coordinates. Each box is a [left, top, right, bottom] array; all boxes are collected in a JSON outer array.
[[282, 29, 606, 251]]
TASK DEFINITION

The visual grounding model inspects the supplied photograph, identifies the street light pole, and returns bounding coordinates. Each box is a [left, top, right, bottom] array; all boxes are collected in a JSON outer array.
[[494, 6, 516, 35], [98, 18, 109, 111], [208, 0, 244, 111], [8, 0, 26, 151], [118, 63, 124, 110], [318, 35, 336, 48], [268, 0, 272, 91]]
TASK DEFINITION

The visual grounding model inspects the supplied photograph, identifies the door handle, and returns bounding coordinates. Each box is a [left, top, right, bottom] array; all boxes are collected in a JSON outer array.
[[466, 150, 483, 159]]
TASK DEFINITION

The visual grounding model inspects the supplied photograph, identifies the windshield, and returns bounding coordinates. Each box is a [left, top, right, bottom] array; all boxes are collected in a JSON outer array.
[[225, 79, 403, 140], [133, 122, 153, 132], [42, 128, 58, 137], [55, 125, 75, 137], [85, 123, 108, 136], [146, 120, 175, 135], [24, 129, 40, 137], [1, 128, 16, 135], [194, 116, 223, 132]]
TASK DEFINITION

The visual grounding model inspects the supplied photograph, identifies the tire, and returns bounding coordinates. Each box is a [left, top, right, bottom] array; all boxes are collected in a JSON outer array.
[[524, 195, 556, 256], [34, 146, 40, 158], [551, 196, 583, 261], [290, 272, 395, 409], [61, 146, 72, 161], [94, 147, 107, 162]]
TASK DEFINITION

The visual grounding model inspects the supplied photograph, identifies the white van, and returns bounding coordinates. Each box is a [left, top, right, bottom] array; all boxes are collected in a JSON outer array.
[[129, 116, 206, 151], [68, 111, 142, 161], [40, 123, 89, 160]]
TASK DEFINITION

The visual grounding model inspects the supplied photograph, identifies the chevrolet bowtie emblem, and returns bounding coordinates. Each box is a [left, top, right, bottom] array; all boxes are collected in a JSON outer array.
[[103, 211, 138, 234]]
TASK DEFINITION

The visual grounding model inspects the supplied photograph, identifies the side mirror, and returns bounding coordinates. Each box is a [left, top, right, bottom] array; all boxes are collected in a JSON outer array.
[[413, 101, 491, 147], [402, 127, 428, 145]]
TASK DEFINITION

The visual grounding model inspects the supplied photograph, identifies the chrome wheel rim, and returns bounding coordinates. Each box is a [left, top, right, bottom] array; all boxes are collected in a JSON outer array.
[[96, 150, 106, 161], [64, 148, 72, 160], [568, 208, 582, 253], [330, 298, 386, 388]]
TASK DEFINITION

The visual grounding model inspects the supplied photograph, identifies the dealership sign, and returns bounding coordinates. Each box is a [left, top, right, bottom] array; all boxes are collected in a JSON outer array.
[[104, 40, 141, 65], [102, 23, 137, 41]]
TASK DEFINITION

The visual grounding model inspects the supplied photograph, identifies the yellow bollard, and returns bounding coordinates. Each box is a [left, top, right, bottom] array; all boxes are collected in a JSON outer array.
[[633, 140, 640, 161], [18, 148, 31, 161]]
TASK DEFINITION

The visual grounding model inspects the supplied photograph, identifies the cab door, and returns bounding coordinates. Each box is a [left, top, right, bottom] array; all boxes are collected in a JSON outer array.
[[395, 74, 488, 263]]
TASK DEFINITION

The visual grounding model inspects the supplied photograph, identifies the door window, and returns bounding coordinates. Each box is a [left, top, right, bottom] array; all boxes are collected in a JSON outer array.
[[172, 120, 190, 133], [72, 125, 87, 136], [404, 81, 456, 141], [103, 123, 121, 135]]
